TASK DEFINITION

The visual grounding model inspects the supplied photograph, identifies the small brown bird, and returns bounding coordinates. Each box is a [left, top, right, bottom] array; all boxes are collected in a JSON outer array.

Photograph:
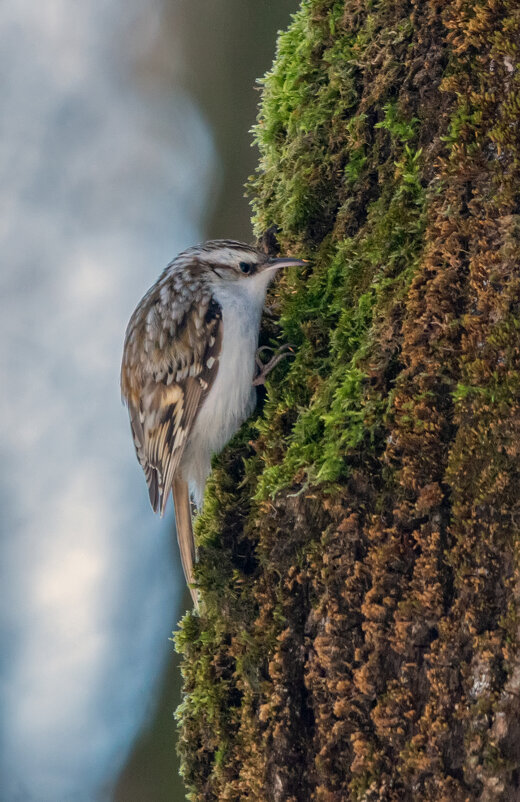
[[121, 240, 304, 605]]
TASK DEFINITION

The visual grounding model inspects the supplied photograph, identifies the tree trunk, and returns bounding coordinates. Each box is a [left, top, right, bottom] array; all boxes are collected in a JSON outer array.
[[175, 2, 520, 800]]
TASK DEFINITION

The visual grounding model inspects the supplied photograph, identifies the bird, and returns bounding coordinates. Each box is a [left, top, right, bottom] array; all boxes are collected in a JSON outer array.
[[121, 239, 305, 605]]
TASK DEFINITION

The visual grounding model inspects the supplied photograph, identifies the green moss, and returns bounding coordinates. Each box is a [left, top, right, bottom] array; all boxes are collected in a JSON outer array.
[[252, 146, 426, 496], [176, 1, 520, 799]]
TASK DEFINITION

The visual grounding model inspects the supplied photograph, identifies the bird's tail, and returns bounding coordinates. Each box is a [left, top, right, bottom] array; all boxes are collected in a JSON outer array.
[[172, 477, 198, 608]]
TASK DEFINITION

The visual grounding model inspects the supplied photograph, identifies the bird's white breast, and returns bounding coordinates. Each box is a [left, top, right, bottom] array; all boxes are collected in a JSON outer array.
[[180, 282, 264, 505]]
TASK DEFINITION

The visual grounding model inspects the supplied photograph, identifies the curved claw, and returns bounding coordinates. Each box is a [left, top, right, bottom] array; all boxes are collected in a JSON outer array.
[[253, 344, 296, 386]]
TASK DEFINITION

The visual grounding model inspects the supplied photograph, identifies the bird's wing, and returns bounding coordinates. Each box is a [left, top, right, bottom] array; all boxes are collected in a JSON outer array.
[[122, 294, 222, 516]]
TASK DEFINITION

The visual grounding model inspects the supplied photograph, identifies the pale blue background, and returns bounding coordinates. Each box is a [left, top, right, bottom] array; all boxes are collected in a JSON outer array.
[[0, 1, 296, 799]]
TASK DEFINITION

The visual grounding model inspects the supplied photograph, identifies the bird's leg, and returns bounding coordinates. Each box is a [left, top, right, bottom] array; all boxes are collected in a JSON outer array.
[[253, 344, 296, 386], [262, 303, 279, 319]]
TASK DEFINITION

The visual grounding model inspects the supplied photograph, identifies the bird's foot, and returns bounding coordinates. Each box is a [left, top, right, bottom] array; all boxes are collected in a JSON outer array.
[[262, 302, 280, 319], [253, 344, 296, 386]]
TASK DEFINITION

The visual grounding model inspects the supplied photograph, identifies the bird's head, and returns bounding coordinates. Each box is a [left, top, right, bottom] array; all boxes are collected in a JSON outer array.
[[183, 240, 306, 294]]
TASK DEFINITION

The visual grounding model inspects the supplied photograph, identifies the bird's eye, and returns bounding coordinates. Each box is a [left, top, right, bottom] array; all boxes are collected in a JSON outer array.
[[239, 261, 253, 274]]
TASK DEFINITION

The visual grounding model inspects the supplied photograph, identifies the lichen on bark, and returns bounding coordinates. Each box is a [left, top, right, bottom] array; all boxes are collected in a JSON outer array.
[[175, 1, 520, 800]]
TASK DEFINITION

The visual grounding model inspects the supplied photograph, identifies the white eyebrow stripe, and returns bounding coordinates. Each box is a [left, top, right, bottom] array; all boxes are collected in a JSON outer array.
[[209, 248, 257, 266]]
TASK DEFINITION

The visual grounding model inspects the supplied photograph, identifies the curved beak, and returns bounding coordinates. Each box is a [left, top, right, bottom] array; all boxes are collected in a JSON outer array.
[[263, 256, 308, 271]]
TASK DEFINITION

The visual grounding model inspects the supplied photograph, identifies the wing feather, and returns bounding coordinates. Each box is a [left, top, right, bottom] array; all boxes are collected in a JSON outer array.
[[122, 293, 222, 516], [155, 375, 202, 516]]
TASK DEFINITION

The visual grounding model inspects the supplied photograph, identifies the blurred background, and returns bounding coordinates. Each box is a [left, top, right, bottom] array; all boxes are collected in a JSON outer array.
[[0, 1, 296, 800]]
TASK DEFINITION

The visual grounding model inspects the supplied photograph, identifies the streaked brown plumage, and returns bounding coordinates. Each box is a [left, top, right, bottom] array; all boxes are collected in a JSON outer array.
[[121, 240, 304, 606]]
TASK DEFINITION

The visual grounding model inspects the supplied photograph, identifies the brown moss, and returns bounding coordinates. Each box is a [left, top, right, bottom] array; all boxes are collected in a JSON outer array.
[[176, 1, 520, 799]]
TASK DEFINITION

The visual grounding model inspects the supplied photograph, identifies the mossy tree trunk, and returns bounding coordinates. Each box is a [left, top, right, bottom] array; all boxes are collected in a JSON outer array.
[[175, 1, 520, 800]]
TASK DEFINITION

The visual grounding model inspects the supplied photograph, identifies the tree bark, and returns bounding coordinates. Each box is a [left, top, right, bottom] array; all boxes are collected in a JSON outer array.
[[176, 2, 520, 800]]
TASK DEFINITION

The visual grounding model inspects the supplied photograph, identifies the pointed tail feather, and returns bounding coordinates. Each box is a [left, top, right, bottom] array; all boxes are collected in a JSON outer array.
[[172, 477, 198, 608]]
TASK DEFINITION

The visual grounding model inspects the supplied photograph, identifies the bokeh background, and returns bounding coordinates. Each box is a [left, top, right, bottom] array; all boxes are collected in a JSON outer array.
[[0, 2, 296, 800]]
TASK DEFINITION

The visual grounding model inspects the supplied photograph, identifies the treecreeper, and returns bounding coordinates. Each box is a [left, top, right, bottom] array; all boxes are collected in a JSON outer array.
[[121, 240, 304, 606]]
